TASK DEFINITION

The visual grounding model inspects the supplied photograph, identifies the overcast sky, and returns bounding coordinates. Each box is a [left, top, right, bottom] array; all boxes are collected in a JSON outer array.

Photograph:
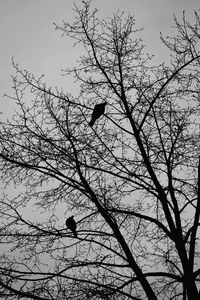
[[0, 0, 199, 233], [0, 0, 199, 113]]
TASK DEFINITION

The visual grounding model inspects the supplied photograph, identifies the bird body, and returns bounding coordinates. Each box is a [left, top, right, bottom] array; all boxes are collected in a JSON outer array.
[[89, 102, 107, 127], [66, 216, 77, 238]]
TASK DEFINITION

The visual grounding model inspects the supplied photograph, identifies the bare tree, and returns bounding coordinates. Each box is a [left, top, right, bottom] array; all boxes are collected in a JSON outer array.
[[0, 2, 200, 299]]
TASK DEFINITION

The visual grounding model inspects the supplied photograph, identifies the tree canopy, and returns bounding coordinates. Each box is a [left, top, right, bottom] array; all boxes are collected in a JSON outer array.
[[0, 2, 200, 299]]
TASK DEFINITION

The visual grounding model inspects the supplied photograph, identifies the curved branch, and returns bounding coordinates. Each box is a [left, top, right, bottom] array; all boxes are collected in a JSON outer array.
[[110, 207, 173, 240]]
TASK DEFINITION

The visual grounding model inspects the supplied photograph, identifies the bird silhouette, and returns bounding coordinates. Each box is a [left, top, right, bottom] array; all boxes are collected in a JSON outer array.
[[66, 216, 77, 238], [89, 102, 107, 127]]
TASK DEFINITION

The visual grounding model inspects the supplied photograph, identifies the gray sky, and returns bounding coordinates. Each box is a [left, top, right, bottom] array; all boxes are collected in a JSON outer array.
[[0, 0, 199, 113], [0, 1, 199, 273]]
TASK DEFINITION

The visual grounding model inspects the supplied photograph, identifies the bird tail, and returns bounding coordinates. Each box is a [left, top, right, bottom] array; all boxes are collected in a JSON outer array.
[[72, 229, 77, 238], [89, 119, 95, 127]]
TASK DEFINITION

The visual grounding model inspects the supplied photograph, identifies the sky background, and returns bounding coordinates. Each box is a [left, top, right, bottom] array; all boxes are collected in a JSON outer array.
[[0, 0, 199, 116], [0, 0, 199, 196], [0, 0, 199, 278], [0, 0, 199, 264]]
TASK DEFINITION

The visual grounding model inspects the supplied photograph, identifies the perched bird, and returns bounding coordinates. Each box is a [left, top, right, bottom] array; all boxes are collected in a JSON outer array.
[[66, 216, 77, 238], [89, 102, 107, 127]]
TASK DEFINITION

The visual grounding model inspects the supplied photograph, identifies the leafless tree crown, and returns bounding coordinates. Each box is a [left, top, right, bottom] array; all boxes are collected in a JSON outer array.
[[0, 2, 200, 299]]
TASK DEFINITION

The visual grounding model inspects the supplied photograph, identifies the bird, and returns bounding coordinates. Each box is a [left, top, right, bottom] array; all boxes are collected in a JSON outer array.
[[66, 216, 77, 238], [89, 102, 107, 127]]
